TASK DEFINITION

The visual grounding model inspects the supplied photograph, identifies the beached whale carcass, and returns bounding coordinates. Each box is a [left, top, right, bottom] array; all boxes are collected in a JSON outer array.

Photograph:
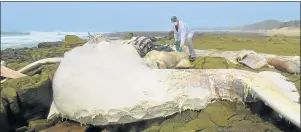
[[47, 35, 300, 128]]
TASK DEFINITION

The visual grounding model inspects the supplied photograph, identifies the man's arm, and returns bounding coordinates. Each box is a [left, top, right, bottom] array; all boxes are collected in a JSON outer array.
[[172, 26, 178, 41], [180, 23, 187, 46]]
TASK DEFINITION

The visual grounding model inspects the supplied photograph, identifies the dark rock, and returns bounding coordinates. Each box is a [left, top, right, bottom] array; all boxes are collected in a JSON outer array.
[[25, 65, 47, 76], [15, 126, 28, 132], [1, 47, 68, 71], [86, 126, 103, 132], [0, 101, 10, 132], [0, 64, 58, 130], [37, 41, 62, 48], [1, 48, 32, 64], [1, 87, 20, 115], [0, 35, 83, 68], [1, 71, 53, 127], [149, 37, 157, 42]]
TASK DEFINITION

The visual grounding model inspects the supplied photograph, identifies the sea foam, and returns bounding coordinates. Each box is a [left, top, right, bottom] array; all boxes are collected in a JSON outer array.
[[1, 31, 101, 50]]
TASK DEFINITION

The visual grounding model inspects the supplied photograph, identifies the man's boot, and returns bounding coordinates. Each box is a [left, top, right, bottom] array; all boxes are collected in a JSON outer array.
[[189, 55, 196, 62]]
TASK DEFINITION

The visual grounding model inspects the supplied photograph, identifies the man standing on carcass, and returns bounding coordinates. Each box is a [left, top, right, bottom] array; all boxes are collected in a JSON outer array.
[[171, 16, 197, 62]]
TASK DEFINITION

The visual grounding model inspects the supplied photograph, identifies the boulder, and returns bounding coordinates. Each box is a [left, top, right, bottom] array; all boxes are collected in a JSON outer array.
[[142, 101, 282, 132], [15, 126, 28, 132], [42, 121, 88, 132], [0, 68, 54, 124], [123, 32, 134, 40], [0, 101, 10, 132], [28, 119, 55, 131], [37, 41, 62, 48], [193, 56, 238, 69], [62, 35, 86, 48], [1, 87, 19, 115]]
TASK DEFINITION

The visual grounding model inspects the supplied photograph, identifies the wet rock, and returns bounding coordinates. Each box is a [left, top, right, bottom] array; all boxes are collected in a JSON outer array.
[[62, 35, 86, 48], [1, 48, 32, 64], [25, 65, 47, 76], [25, 64, 59, 79], [1, 87, 19, 115], [41, 121, 88, 132], [1, 72, 53, 124], [27, 47, 67, 62], [38, 41, 62, 48], [17, 77, 51, 122], [15, 126, 28, 132], [0, 101, 10, 132], [28, 119, 55, 131], [1, 46, 67, 71]]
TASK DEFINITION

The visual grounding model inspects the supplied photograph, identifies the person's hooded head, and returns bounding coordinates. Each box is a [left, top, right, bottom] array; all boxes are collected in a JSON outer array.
[[171, 16, 179, 26]]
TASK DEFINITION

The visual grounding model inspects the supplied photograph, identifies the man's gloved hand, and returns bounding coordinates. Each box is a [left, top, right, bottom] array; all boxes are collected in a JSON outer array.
[[173, 38, 179, 46], [174, 38, 178, 42], [173, 38, 183, 52], [176, 43, 184, 52], [173, 41, 178, 46]]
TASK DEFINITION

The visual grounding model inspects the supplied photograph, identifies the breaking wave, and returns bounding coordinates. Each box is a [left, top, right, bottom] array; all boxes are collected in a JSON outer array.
[[1, 31, 103, 50]]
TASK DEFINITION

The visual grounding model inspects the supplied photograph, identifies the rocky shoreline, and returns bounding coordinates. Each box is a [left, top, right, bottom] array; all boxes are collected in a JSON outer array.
[[0, 35, 87, 132], [1, 34, 300, 132]]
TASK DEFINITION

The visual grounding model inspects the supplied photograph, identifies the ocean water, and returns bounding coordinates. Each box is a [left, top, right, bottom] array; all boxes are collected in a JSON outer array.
[[1, 31, 102, 50]]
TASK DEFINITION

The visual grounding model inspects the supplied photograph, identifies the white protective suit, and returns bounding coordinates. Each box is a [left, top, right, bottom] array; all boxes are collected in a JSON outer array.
[[172, 21, 197, 58]]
